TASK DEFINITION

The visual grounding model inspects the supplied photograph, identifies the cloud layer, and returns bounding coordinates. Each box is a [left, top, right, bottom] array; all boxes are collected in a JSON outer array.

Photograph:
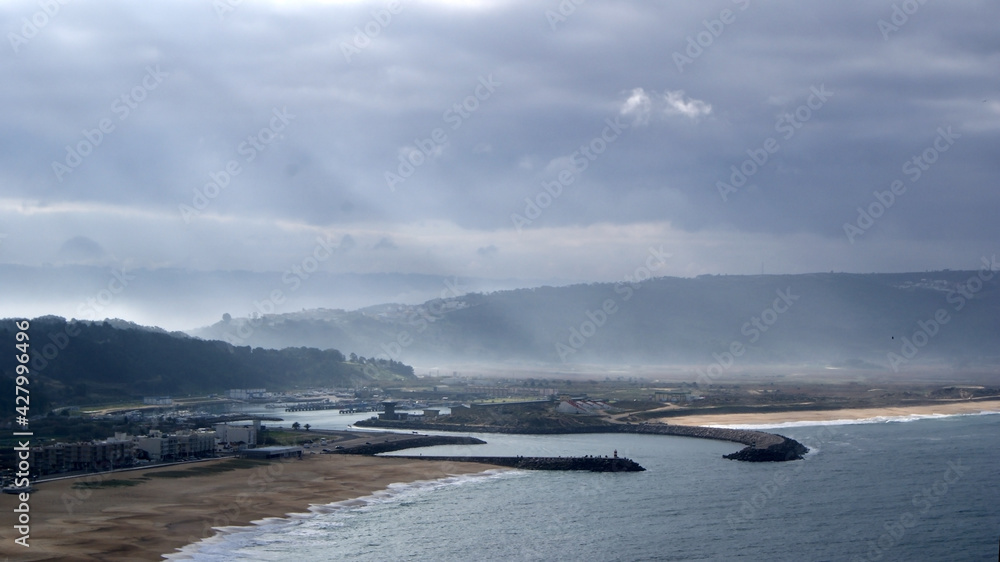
[[1, 0, 998, 290]]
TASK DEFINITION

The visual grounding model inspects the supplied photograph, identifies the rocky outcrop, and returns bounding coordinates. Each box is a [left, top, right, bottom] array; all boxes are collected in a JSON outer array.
[[721, 439, 809, 462]]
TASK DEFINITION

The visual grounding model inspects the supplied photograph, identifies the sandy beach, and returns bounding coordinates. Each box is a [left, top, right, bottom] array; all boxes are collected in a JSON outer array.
[[3, 401, 998, 559], [654, 399, 1000, 427], [0, 454, 499, 561]]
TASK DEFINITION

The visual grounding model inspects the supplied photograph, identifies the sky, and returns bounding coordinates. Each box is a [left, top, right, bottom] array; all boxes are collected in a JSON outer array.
[[1, 0, 998, 294]]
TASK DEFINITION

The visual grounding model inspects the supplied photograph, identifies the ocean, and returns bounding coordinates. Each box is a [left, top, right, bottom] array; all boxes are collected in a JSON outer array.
[[171, 412, 1000, 561]]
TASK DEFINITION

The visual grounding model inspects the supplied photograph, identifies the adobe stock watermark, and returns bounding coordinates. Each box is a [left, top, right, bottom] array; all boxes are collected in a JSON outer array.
[[7, 0, 72, 54], [716, 84, 833, 202], [385, 74, 500, 192], [61, 472, 109, 515], [511, 116, 627, 231], [886, 255, 996, 372], [545, 0, 586, 31], [556, 245, 671, 362], [212, 0, 244, 21], [27, 320, 79, 375], [179, 107, 295, 223], [843, 126, 959, 244], [222, 233, 346, 344], [340, 1, 405, 63], [27, 265, 136, 374], [361, 276, 468, 377], [696, 287, 799, 386], [51, 65, 168, 182], [727, 425, 836, 530], [877, 0, 930, 41], [851, 458, 968, 561], [75, 266, 136, 320], [672, 0, 750, 73]]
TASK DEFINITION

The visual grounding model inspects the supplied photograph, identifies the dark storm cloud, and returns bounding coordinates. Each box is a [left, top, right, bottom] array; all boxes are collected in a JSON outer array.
[[0, 0, 997, 282]]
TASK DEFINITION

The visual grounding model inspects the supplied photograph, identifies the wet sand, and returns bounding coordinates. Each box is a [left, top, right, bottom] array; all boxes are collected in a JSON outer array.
[[0, 454, 498, 561]]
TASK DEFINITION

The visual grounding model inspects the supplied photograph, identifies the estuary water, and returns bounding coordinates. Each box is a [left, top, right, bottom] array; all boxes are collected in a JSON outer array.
[[172, 412, 1000, 561]]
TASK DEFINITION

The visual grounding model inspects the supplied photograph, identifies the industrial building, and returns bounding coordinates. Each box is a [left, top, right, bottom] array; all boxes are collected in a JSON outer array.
[[241, 446, 303, 460], [378, 401, 407, 421]]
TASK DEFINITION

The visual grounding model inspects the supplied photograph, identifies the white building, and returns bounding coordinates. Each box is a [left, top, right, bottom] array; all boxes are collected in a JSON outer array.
[[137, 430, 217, 461], [214, 423, 257, 446]]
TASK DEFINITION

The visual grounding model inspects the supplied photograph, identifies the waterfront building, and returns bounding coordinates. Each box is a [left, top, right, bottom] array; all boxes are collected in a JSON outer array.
[[214, 422, 257, 446], [378, 401, 401, 421], [32, 437, 135, 474], [136, 434, 180, 462]]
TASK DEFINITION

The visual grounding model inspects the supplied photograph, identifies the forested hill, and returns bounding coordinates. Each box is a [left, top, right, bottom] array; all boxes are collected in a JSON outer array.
[[189, 270, 1000, 369], [1, 316, 414, 415]]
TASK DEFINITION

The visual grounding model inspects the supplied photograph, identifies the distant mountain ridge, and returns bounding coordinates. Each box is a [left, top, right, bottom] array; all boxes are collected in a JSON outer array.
[[187, 270, 1000, 370], [0, 264, 565, 331]]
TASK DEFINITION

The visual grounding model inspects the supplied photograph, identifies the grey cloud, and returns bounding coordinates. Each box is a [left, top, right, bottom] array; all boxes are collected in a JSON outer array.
[[373, 237, 397, 250], [0, 0, 996, 286]]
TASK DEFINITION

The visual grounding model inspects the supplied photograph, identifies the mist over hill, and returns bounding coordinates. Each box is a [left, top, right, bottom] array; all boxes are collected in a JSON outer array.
[[0, 316, 414, 415], [188, 269, 1000, 371], [0, 264, 562, 332]]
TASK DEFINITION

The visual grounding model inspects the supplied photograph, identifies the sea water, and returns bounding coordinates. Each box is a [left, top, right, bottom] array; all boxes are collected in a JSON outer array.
[[171, 413, 1000, 561]]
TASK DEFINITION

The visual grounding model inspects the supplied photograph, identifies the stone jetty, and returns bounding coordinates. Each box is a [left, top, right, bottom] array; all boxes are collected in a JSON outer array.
[[329, 434, 487, 455], [613, 423, 808, 462], [391, 455, 645, 472], [329, 434, 645, 472]]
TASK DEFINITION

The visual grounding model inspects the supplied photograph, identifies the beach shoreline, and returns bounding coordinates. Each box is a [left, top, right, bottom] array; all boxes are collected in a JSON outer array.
[[0, 454, 500, 561], [4, 401, 998, 559], [652, 399, 1000, 427]]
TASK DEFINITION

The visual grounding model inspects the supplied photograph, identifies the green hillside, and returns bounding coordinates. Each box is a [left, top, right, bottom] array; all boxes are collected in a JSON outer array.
[[0, 316, 414, 416]]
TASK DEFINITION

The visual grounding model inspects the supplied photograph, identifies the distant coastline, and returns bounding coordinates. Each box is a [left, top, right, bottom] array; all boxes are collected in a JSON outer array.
[[649, 399, 1000, 428]]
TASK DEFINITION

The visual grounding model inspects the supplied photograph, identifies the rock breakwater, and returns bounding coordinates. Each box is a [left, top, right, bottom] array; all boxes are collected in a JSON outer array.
[[614, 423, 808, 462], [392, 455, 645, 472], [354, 419, 808, 462], [330, 435, 487, 455]]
